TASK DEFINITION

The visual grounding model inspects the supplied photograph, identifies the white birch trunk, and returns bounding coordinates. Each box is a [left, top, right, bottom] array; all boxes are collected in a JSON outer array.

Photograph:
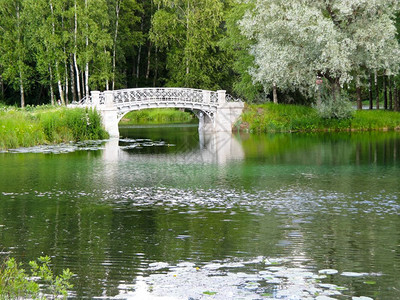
[[49, 65, 55, 105], [375, 71, 379, 110], [50, 0, 65, 104], [16, 3, 25, 107], [85, 0, 89, 97], [112, 0, 120, 90], [146, 42, 151, 80], [65, 60, 69, 105], [19, 71, 25, 108], [272, 82, 278, 104], [70, 58, 76, 103], [74, 0, 81, 100]]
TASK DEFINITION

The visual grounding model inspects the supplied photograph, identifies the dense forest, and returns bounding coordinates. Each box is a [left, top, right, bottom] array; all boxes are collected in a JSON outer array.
[[0, 0, 399, 109]]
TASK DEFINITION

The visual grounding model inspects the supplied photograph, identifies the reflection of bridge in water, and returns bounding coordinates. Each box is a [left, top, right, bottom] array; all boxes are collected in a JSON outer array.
[[102, 131, 244, 165], [70, 87, 244, 137]]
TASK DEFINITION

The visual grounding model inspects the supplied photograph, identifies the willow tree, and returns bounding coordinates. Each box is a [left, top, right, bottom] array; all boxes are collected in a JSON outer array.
[[240, 0, 400, 103], [150, 0, 228, 89]]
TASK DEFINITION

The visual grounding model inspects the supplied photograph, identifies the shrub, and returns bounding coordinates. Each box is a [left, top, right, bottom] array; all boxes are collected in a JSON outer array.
[[0, 256, 73, 299], [314, 91, 354, 120]]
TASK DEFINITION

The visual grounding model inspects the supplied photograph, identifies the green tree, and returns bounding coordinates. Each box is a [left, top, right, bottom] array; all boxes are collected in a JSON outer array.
[[150, 0, 229, 89], [220, 0, 264, 102], [0, 0, 32, 107], [107, 0, 142, 89], [240, 0, 400, 103]]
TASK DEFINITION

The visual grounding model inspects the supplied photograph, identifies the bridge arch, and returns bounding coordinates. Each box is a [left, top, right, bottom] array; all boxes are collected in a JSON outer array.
[[72, 87, 244, 137]]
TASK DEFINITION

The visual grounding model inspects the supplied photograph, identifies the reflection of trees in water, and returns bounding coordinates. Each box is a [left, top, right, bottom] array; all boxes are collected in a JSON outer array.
[[240, 132, 400, 166], [1, 131, 400, 298]]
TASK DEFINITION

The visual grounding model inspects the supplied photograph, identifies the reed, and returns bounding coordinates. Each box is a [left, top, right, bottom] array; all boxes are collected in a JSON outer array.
[[0, 106, 108, 150]]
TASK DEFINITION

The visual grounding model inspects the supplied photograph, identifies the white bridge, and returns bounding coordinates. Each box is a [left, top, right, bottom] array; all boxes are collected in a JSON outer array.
[[71, 87, 244, 137]]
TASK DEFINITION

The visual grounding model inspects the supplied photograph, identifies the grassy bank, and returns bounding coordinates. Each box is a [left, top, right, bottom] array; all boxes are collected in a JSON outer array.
[[238, 103, 400, 133], [120, 108, 195, 125], [0, 105, 109, 150]]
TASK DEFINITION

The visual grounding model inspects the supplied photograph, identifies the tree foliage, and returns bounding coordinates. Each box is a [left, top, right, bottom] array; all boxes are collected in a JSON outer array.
[[0, 0, 400, 108], [240, 0, 400, 102]]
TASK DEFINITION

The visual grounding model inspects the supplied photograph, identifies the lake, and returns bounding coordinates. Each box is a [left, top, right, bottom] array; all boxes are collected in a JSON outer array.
[[0, 124, 399, 299]]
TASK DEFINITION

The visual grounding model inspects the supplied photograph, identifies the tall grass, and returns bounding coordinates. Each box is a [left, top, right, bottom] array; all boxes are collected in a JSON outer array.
[[0, 108, 46, 149], [0, 106, 108, 150], [38, 107, 108, 142], [120, 108, 194, 124], [239, 103, 400, 133]]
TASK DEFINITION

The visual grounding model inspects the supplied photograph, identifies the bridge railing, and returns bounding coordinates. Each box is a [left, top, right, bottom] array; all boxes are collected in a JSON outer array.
[[73, 87, 241, 107], [112, 88, 219, 105]]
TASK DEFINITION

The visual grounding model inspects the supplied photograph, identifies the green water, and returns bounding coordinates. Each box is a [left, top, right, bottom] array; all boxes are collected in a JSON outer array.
[[0, 125, 399, 299]]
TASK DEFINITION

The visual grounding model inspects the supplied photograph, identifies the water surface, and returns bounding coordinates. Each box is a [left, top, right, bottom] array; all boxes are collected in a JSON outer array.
[[0, 125, 399, 299]]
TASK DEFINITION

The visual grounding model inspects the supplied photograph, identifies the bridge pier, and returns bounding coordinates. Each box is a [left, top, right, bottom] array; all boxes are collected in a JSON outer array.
[[199, 102, 244, 132], [99, 91, 119, 137]]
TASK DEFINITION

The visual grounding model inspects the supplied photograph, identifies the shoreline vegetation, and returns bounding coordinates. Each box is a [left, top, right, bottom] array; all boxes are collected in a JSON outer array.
[[238, 103, 400, 133], [1, 104, 400, 151], [0, 105, 108, 150], [120, 108, 195, 125]]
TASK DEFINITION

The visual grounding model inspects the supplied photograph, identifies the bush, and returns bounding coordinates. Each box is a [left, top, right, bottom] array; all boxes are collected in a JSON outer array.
[[314, 91, 354, 120], [0, 256, 73, 299]]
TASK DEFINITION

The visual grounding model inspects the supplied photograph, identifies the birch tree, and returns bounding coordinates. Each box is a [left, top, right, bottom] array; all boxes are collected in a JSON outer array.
[[150, 0, 227, 89], [0, 0, 32, 107], [240, 0, 400, 102]]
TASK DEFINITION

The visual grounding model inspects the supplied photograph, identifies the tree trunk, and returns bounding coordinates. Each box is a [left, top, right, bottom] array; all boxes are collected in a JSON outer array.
[[105, 47, 109, 90], [56, 66, 65, 105], [375, 71, 379, 110], [85, 61, 89, 97], [153, 2, 159, 87], [16, 3, 24, 108], [65, 60, 69, 105], [81, 70, 85, 97], [135, 4, 146, 88], [74, 55, 81, 100], [112, 0, 120, 90], [19, 71, 25, 108], [388, 76, 393, 110], [272, 82, 278, 104], [356, 77, 362, 110], [383, 75, 387, 110], [85, 0, 90, 97], [331, 79, 340, 102], [70, 58, 76, 103], [49, 65, 55, 105], [50, 0, 65, 104], [136, 45, 142, 88], [153, 46, 158, 87], [0, 74, 4, 100], [74, 0, 81, 100], [146, 42, 152, 81], [394, 85, 398, 112], [369, 75, 373, 110], [185, 1, 190, 84]]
